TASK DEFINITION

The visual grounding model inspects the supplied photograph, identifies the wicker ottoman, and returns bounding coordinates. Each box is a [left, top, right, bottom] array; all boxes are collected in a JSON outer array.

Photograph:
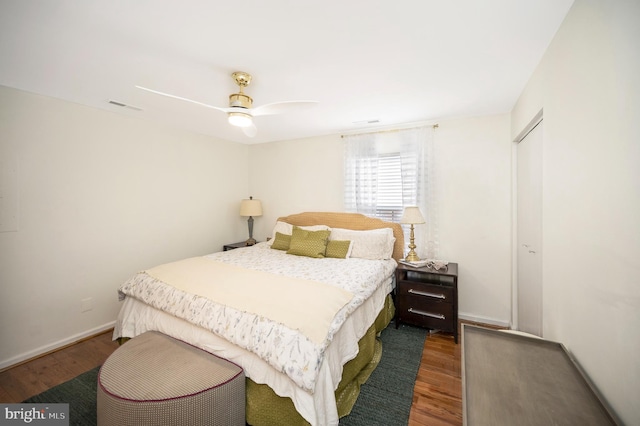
[[97, 331, 245, 426]]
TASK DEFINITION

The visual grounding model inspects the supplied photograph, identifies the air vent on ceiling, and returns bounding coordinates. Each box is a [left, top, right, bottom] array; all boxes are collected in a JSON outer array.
[[108, 100, 142, 111], [352, 119, 380, 124]]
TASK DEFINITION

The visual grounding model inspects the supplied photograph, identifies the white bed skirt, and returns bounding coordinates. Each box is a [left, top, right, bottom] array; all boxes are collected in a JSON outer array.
[[113, 276, 392, 426]]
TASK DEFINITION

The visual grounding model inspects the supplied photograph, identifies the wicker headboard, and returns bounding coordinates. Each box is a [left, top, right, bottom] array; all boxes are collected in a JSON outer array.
[[276, 212, 405, 262]]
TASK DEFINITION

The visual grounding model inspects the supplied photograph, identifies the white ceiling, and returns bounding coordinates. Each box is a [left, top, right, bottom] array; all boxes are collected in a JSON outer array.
[[0, 0, 574, 144]]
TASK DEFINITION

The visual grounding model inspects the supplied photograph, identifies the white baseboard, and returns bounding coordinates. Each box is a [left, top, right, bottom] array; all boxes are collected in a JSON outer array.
[[459, 312, 511, 328], [0, 321, 116, 371]]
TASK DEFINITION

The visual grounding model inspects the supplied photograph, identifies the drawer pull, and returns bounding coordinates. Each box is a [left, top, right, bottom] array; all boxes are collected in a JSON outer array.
[[408, 308, 445, 320], [408, 288, 446, 299]]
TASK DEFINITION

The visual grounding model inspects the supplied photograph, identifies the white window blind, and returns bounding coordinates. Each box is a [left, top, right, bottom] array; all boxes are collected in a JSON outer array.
[[375, 154, 406, 222]]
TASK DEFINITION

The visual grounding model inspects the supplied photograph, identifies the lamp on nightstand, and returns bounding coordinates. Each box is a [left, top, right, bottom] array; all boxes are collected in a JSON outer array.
[[400, 206, 425, 262], [240, 196, 262, 246]]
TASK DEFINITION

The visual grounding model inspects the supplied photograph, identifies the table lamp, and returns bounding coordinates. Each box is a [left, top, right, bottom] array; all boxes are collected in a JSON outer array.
[[239, 196, 262, 245], [400, 206, 425, 262]]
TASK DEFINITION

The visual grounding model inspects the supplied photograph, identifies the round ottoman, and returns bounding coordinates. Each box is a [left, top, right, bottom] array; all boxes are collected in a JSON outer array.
[[97, 331, 245, 426]]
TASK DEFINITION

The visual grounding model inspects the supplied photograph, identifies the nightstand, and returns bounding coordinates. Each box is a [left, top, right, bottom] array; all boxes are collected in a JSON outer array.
[[395, 262, 459, 343], [223, 241, 258, 251]]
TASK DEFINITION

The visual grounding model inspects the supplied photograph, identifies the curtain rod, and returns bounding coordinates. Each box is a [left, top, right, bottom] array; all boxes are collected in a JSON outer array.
[[341, 123, 438, 138]]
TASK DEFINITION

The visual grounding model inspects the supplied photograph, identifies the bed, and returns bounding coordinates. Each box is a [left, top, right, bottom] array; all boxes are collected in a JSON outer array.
[[113, 212, 404, 426]]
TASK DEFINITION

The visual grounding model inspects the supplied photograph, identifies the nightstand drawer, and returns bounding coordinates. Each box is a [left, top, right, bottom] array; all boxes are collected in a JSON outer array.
[[396, 294, 453, 318], [396, 295, 453, 330], [397, 280, 454, 302]]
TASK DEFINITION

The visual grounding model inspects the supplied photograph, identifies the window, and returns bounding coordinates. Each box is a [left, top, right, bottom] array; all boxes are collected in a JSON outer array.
[[375, 153, 404, 222], [343, 125, 438, 258]]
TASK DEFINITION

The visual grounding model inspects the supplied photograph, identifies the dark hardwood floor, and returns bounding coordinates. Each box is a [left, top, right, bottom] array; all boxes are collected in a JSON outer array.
[[0, 321, 502, 425], [409, 326, 465, 425], [0, 331, 119, 403]]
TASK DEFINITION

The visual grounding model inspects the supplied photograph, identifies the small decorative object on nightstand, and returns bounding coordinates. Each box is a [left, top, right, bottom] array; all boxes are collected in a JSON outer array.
[[395, 262, 459, 343], [223, 241, 259, 251]]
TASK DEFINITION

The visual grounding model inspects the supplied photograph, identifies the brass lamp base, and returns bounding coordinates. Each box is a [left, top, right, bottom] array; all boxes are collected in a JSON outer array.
[[404, 249, 420, 262], [404, 223, 420, 262]]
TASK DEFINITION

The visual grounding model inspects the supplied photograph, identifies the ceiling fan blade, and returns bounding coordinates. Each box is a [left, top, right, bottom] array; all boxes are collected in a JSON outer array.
[[135, 85, 229, 112], [251, 100, 318, 117], [242, 123, 258, 138]]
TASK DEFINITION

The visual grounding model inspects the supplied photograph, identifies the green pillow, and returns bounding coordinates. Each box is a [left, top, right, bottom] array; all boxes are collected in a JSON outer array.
[[286, 227, 330, 258], [270, 232, 292, 251], [325, 240, 352, 259]]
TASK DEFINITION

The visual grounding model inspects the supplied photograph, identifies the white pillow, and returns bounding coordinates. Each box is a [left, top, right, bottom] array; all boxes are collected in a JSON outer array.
[[267, 221, 331, 245], [329, 227, 395, 260], [267, 221, 293, 244]]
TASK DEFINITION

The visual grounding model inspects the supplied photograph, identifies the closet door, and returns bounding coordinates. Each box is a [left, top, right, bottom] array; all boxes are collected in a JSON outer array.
[[517, 120, 543, 336]]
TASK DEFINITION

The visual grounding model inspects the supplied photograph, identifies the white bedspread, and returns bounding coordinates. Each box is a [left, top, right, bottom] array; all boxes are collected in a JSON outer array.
[[114, 242, 396, 425]]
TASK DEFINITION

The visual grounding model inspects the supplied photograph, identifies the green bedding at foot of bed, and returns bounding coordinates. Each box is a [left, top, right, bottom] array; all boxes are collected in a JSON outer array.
[[245, 295, 396, 426]]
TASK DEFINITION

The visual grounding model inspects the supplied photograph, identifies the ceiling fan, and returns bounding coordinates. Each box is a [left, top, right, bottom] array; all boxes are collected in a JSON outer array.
[[136, 72, 318, 137]]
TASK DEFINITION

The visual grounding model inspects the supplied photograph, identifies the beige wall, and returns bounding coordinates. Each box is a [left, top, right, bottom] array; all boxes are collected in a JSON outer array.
[[511, 1, 640, 423], [436, 115, 512, 325], [0, 86, 249, 368], [247, 134, 345, 236], [249, 115, 514, 326]]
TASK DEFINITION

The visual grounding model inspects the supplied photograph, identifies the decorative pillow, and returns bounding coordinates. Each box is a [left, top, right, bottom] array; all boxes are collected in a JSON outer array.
[[325, 240, 352, 259], [270, 232, 292, 251], [329, 228, 395, 260], [286, 227, 331, 258], [267, 221, 331, 245]]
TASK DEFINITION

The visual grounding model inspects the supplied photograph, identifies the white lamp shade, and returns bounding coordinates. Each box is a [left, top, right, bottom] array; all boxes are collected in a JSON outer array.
[[228, 112, 253, 128], [400, 206, 425, 224], [240, 198, 263, 217]]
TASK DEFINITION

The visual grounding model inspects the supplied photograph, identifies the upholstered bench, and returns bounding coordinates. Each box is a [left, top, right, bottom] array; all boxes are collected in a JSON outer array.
[[97, 331, 245, 426]]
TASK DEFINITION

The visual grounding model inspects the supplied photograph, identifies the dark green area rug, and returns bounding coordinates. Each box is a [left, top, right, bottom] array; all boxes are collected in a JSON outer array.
[[23, 367, 100, 426], [24, 323, 426, 426], [340, 324, 427, 425]]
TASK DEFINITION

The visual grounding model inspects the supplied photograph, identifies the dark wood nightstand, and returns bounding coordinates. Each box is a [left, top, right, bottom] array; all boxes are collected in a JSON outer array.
[[223, 241, 258, 251], [395, 262, 459, 343]]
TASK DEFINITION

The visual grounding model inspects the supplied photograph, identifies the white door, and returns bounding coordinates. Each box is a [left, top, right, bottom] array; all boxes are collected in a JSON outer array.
[[517, 120, 543, 336]]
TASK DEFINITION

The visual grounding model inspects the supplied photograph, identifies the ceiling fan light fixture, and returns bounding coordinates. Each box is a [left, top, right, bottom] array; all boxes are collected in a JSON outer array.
[[228, 111, 253, 128], [137, 71, 317, 139]]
